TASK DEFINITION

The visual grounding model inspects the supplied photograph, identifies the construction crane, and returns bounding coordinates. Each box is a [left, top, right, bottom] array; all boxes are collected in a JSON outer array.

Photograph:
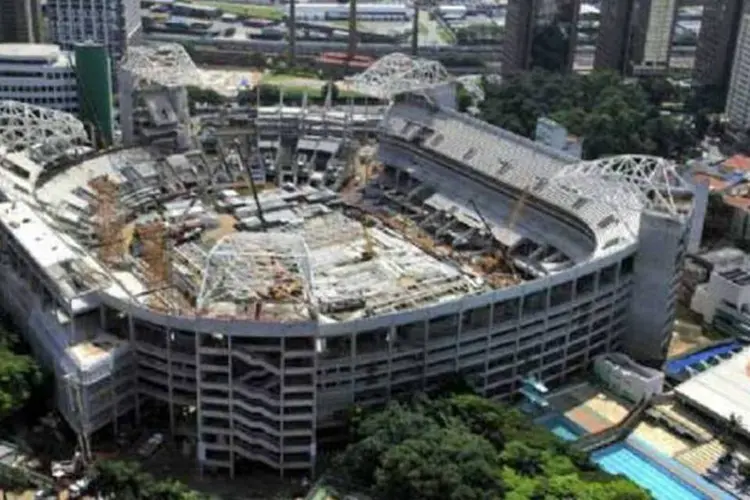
[[220, 137, 268, 232], [89, 175, 125, 265], [361, 215, 376, 261], [469, 199, 520, 280], [508, 185, 531, 232], [287, 0, 297, 66]]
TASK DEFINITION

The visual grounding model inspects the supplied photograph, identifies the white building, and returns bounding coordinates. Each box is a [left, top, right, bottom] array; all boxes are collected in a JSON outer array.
[[46, 0, 141, 64], [534, 117, 583, 159], [726, 13, 750, 131], [593, 353, 664, 403], [640, 0, 678, 71], [0, 44, 78, 113]]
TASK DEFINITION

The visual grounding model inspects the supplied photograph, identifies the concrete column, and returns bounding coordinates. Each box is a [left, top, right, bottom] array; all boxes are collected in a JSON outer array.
[[167, 328, 175, 436]]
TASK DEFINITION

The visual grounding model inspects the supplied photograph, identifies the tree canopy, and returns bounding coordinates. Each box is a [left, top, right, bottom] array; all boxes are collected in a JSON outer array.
[[93, 460, 204, 500], [480, 70, 700, 161], [0, 322, 41, 422], [333, 394, 649, 500]]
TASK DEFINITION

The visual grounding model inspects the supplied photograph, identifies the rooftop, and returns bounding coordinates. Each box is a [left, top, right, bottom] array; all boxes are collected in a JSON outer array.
[[675, 346, 750, 437], [382, 99, 692, 260], [718, 268, 750, 287], [0, 44, 71, 65]]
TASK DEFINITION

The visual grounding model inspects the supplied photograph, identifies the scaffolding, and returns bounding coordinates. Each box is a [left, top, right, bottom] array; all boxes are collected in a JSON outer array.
[[89, 176, 124, 266], [138, 221, 169, 289]]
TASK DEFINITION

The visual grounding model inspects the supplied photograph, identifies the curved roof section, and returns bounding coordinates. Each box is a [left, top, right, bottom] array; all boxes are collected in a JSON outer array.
[[553, 155, 693, 220], [351, 53, 452, 100], [197, 232, 314, 320], [121, 43, 201, 88], [0, 101, 89, 164], [380, 98, 691, 259]]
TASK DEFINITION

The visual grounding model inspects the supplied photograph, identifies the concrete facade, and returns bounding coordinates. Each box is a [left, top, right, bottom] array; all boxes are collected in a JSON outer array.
[[0, 44, 78, 113], [46, 0, 141, 64], [727, 13, 750, 131], [693, 0, 745, 89], [0, 0, 42, 43]]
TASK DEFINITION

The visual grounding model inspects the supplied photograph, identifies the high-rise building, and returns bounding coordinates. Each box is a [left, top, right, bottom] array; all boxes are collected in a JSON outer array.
[[502, 0, 582, 75], [594, 0, 638, 73], [693, 0, 746, 90], [46, 0, 141, 65], [0, 44, 78, 112], [637, 0, 679, 72], [725, 11, 750, 130], [0, 0, 42, 43]]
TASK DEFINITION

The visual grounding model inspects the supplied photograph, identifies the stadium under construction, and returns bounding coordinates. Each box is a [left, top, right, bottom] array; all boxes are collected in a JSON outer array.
[[0, 46, 702, 477]]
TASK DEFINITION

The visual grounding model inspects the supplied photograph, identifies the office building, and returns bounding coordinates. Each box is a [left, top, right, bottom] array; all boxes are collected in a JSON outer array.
[[693, 0, 746, 89], [726, 11, 750, 130], [594, 0, 638, 72], [0, 0, 42, 43], [638, 0, 679, 72], [0, 44, 78, 113], [46, 0, 141, 64], [502, 0, 582, 74]]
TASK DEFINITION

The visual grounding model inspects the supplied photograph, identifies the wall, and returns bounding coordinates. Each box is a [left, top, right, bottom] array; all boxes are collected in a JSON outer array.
[[626, 209, 687, 365], [593, 353, 664, 402]]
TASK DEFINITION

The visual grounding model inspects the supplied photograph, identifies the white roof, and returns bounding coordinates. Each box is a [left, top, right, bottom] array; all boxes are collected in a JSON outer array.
[[675, 346, 750, 434], [0, 44, 71, 65], [0, 201, 78, 269]]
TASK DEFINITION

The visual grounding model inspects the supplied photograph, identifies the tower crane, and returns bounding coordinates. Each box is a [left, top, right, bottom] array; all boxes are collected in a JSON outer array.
[[217, 137, 268, 232], [361, 215, 376, 261], [469, 183, 531, 282]]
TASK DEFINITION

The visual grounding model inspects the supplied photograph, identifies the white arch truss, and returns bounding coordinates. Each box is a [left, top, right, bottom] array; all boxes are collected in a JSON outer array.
[[552, 155, 693, 218], [0, 100, 88, 161], [351, 53, 452, 100], [197, 232, 313, 313], [121, 43, 201, 88]]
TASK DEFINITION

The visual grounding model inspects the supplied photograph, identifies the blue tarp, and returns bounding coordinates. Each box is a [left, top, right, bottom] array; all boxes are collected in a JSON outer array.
[[665, 340, 741, 377]]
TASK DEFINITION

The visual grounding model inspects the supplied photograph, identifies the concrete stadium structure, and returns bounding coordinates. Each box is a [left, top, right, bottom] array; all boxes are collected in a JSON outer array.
[[0, 55, 700, 478]]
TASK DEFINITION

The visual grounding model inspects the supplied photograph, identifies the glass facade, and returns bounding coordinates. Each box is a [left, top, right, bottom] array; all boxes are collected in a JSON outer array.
[[530, 0, 581, 71]]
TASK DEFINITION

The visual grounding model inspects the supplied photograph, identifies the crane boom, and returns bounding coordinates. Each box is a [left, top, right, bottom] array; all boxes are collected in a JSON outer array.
[[469, 198, 518, 280], [218, 138, 268, 232], [508, 186, 531, 231]]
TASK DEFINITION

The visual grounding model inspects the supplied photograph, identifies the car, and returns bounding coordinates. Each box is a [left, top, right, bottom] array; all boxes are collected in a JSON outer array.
[[69, 477, 92, 498], [34, 488, 56, 500], [137, 432, 165, 458]]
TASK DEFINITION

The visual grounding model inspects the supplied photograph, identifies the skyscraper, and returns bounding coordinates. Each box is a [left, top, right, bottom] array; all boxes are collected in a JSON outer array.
[[694, 0, 746, 90], [638, 0, 678, 71], [46, 0, 141, 65], [594, 0, 638, 73], [502, 0, 582, 75], [725, 10, 750, 131], [0, 0, 42, 43]]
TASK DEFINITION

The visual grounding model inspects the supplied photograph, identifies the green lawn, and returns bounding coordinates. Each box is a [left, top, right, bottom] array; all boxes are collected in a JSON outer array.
[[260, 74, 362, 98], [437, 25, 456, 44], [191, 1, 284, 20]]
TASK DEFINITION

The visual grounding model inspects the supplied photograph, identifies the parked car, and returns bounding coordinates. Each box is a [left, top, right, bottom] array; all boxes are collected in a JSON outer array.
[[137, 432, 164, 458], [69, 476, 92, 498], [34, 488, 56, 500]]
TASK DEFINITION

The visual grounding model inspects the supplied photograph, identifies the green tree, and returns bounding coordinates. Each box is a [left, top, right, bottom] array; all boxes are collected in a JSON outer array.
[[0, 339, 41, 421], [93, 460, 203, 500], [337, 402, 441, 486], [334, 394, 649, 499], [480, 69, 700, 161], [321, 81, 340, 103], [186, 86, 224, 112], [374, 427, 503, 500]]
